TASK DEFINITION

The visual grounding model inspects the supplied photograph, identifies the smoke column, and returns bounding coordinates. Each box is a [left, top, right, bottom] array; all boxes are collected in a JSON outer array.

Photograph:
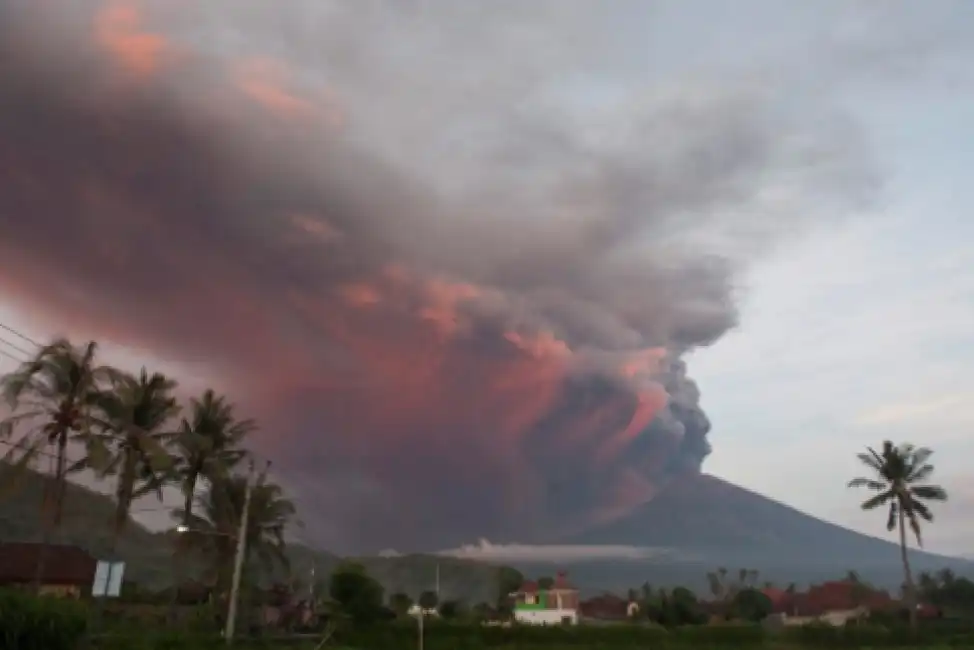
[[0, 0, 876, 551]]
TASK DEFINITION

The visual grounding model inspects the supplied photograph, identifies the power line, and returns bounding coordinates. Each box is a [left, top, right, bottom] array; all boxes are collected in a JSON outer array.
[[0, 335, 30, 358], [0, 322, 39, 347]]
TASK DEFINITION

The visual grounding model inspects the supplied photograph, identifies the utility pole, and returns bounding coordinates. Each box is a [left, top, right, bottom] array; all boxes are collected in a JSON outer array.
[[309, 559, 316, 600], [225, 459, 259, 645], [418, 602, 424, 650]]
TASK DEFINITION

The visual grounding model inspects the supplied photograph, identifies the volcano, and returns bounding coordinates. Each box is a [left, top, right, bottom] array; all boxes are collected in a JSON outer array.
[[568, 473, 908, 557], [526, 474, 971, 592]]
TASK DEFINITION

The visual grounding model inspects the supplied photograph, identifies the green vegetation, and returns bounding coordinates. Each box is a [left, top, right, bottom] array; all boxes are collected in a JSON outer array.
[[0, 589, 87, 650], [849, 441, 949, 630]]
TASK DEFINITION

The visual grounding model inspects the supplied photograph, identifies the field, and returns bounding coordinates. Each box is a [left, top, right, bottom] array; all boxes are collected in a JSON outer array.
[[78, 619, 974, 650], [6, 588, 973, 650]]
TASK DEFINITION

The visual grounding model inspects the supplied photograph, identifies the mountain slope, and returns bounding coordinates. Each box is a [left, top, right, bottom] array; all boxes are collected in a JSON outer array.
[[569, 473, 910, 557], [0, 466, 501, 601], [552, 473, 971, 591], [0, 464, 180, 587]]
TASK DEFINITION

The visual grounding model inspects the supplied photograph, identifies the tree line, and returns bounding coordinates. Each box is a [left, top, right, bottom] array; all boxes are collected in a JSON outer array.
[[0, 337, 295, 596], [0, 336, 957, 635]]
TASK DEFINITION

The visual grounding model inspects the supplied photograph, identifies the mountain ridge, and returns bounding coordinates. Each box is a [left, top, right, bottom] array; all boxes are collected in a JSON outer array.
[[567, 473, 957, 562], [539, 472, 971, 593], [0, 466, 503, 602], [3, 466, 968, 599]]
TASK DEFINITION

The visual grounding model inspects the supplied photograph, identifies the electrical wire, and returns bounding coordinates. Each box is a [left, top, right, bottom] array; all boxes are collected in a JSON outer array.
[[0, 322, 39, 346]]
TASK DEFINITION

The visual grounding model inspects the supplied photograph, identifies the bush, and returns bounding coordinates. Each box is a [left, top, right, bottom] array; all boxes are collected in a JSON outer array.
[[671, 622, 765, 645], [778, 621, 974, 647], [0, 589, 88, 650]]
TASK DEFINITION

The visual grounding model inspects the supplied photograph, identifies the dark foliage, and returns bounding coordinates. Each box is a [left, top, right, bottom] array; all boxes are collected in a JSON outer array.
[[0, 589, 87, 650]]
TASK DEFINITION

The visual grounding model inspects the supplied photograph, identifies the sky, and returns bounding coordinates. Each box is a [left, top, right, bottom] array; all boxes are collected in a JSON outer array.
[[0, 0, 972, 556]]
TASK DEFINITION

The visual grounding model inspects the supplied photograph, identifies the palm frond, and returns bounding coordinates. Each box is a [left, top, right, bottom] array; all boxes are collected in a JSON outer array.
[[861, 490, 895, 510], [848, 477, 887, 490], [856, 452, 883, 472], [910, 499, 933, 522], [908, 511, 923, 547], [907, 463, 935, 482], [910, 447, 933, 467], [852, 440, 945, 551], [911, 484, 948, 501]]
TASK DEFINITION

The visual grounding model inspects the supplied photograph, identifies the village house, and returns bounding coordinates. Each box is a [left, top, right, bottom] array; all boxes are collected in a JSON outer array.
[[760, 581, 937, 627], [510, 572, 580, 625], [0, 542, 97, 598]]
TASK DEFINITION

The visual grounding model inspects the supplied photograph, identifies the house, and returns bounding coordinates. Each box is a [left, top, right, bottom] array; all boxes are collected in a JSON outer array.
[[0, 542, 96, 598], [510, 572, 579, 625], [760, 581, 904, 627], [407, 604, 439, 618]]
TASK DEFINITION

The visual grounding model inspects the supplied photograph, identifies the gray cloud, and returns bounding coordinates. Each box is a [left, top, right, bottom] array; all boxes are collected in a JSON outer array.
[[0, 0, 892, 551]]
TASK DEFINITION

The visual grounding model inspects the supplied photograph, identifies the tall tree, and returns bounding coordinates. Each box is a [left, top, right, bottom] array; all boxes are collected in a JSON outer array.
[[329, 563, 384, 625], [88, 368, 180, 556], [0, 338, 115, 588], [849, 440, 948, 631], [172, 390, 254, 528], [178, 471, 295, 595]]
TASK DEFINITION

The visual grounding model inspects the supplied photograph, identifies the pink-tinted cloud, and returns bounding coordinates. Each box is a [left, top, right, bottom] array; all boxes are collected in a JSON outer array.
[[94, 1, 169, 78], [0, 1, 874, 552]]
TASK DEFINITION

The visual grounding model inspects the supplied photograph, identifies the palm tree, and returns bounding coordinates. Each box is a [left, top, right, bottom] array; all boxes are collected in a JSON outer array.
[[172, 390, 254, 529], [88, 368, 180, 558], [0, 338, 116, 588], [178, 472, 296, 596], [848, 440, 948, 630], [706, 567, 758, 602]]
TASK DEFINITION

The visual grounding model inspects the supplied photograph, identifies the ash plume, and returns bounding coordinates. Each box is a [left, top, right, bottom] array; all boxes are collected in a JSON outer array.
[[0, 0, 878, 551]]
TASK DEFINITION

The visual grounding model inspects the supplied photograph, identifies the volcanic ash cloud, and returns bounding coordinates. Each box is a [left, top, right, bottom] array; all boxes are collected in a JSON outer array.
[[0, 0, 878, 551]]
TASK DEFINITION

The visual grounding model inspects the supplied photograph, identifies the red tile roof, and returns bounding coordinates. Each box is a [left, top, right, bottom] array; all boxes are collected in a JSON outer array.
[[761, 581, 898, 616], [0, 543, 97, 586], [761, 587, 788, 610], [517, 580, 539, 593]]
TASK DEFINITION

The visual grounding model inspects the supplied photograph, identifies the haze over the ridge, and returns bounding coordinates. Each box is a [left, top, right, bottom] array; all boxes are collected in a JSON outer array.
[[3, 0, 954, 553]]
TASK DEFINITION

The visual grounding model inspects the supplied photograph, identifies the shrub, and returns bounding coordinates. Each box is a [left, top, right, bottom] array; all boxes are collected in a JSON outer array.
[[0, 589, 88, 650], [671, 622, 765, 645]]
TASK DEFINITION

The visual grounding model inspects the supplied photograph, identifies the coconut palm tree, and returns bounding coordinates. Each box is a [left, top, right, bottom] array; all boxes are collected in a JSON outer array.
[[171, 389, 254, 528], [848, 440, 948, 631], [177, 472, 296, 595], [0, 338, 116, 588], [87, 367, 180, 556], [165, 390, 252, 615]]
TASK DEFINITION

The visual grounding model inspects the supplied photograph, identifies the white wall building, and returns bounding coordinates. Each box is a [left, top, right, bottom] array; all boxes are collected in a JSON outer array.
[[510, 572, 579, 626]]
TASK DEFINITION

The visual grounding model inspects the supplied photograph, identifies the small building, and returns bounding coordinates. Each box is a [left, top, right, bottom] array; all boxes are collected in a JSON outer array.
[[510, 572, 579, 625], [758, 581, 918, 627], [407, 604, 439, 618], [0, 542, 96, 598]]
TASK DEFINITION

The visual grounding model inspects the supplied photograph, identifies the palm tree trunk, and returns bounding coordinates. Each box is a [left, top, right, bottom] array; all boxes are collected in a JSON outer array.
[[32, 430, 68, 593], [103, 451, 134, 608], [168, 475, 198, 621], [52, 430, 68, 526], [181, 476, 196, 526], [31, 462, 55, 593], [898, 508, 917, 632]]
